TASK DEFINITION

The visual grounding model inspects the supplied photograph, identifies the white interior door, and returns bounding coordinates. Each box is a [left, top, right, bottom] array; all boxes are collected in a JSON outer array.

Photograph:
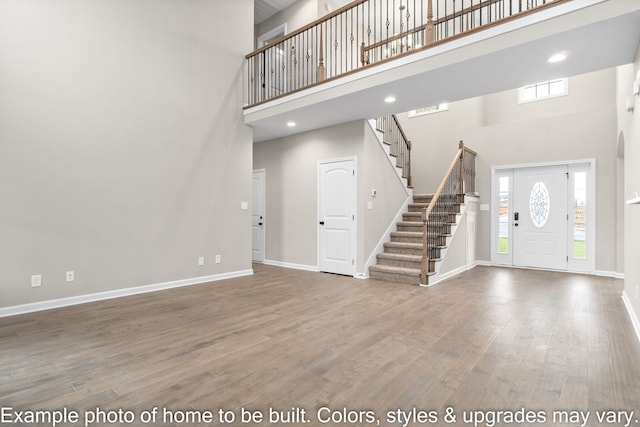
[[513, 165, 568, 270], [252, 170, 265, 263], [319, 159, 356, 276]]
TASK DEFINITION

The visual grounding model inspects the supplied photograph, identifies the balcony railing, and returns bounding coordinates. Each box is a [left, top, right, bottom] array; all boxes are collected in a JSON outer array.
[[245, 0, 569, 108]]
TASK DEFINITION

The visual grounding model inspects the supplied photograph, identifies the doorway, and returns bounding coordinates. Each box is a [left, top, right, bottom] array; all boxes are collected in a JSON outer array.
[[318, 158, 356, 276], [256, 24, 287, 100], [492, 162, 594, 272]]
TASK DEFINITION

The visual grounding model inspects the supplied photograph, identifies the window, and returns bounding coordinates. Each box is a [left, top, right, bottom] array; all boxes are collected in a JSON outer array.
[[408, 103, 449, 118], [498, 176, 509, 254], [573, 172, 586, 259], [529, 182, 550, 228], [518, 78, 568, 104]]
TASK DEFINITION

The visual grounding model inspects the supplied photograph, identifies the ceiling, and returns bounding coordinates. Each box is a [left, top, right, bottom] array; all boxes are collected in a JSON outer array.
[[246, 0, 640, 142], [255, 0, 302, 24]]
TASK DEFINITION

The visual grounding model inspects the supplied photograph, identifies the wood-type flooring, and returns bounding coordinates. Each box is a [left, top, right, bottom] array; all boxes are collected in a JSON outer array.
[[1, 265, 639, 426]]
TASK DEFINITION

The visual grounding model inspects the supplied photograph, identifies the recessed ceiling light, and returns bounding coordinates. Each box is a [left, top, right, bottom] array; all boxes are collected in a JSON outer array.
[[548, 52, 567, 63], [286, 121, 296, 127], [384, 96, 396, 103]]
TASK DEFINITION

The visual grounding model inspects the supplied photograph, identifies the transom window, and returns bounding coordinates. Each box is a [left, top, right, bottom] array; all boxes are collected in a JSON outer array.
[[408, 103, 449, 118], [518, 78, 568, 104]]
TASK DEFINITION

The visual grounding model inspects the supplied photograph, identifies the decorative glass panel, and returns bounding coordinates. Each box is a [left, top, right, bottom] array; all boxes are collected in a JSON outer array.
[[529, 182, 550, 228], [573, 172, 586, 259], [498, 176, 509, 254]]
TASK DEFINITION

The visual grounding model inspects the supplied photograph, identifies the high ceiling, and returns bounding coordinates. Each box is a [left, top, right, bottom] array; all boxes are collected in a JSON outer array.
[[246, 0, 640, 142], [255, 0, 300, 24]]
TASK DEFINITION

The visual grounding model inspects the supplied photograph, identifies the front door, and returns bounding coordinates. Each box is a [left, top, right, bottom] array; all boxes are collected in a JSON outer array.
[[318, 159, 356, 276], [512, 165, 568, 270]]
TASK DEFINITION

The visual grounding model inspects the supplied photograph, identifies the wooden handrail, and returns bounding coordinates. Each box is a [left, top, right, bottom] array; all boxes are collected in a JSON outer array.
[[423, 146, 464, 221], [376, 114, 413, 188], [247, 0, 369, 59], [392, 115, 411, 150], [246, 0, 571, 107], [420, 141, 476, 284]]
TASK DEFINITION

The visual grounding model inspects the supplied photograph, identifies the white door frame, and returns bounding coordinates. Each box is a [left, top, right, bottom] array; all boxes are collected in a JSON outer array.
[[317, 157, 357, 276], [490, 159, 596, 273], [257, 24, 288, 98], [252, 169, 266, 263]]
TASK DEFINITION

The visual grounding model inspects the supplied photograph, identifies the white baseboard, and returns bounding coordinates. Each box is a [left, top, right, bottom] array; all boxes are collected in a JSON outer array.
[[594, 270, 625, 279], [477, 261, 624, 279], [622, 290, 640, 345], [363, 195, 413, 278], [427, 262, 477, 286], [263, 259, 320, 272], [0, 269, 254, 319]]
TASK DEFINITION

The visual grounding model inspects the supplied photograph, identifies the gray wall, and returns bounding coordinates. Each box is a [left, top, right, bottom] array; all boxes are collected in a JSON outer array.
[[397, 69, 620, 273], [0, 0, 253, 308], [253, 120, 407, 273], [256, 0, 317, 44], [619, 47, 640, 326]]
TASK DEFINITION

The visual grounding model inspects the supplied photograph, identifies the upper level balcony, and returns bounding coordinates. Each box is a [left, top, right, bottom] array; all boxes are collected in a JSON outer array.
[[245, 0, 640, 142]]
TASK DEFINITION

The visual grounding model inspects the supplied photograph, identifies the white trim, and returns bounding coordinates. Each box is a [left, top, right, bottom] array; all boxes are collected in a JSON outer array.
[[362, 195, 412, 278], [622, 291, 640, 345], [252, 169, 266, 263], [0, 270, 254, 319], [317, 157, 358, 276], [425, 263, 478, 287], [490, 160, 596, 273], [257, 23, 287, 47], [474, 262, 623, 279], [263, 259, 320, 272], [492, 158, 596, 171], [594, 270, 624, 279]]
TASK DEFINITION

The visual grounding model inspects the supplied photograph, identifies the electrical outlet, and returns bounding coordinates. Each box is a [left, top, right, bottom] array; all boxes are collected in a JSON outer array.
[[66, 271, 75, 282], [31, 274, 42, 288], [215, 255, 221, 264], [198, 256, 205, 266]]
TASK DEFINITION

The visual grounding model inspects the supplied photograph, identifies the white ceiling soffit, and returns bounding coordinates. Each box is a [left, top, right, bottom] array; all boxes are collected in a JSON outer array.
[[246, 0, 640, 143], [255, 0, 300, 25]]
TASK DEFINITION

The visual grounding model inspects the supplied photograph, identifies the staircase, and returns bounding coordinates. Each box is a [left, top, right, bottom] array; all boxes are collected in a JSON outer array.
[[369, 139, 476, 286], [369, 193, 465, 285]]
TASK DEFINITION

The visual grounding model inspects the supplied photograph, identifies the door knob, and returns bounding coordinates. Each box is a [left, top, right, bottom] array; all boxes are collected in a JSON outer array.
[[258, 222, 263, 226], [319, 221, 325, 225]]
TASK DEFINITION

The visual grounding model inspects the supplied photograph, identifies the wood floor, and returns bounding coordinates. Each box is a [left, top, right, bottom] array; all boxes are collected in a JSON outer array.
[[1, 265, 639, 426]]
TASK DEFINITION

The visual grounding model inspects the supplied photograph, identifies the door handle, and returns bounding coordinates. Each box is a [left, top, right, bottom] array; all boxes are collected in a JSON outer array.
[[319, 221, 325, 225], [258, 222, 263, 226], [514, 212, 519, 221]]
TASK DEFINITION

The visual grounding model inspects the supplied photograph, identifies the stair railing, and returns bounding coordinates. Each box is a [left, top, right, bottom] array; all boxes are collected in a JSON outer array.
[[376, 114, 412, 188], [245, 0, 569, 108], [421, 141, 476, 284]]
